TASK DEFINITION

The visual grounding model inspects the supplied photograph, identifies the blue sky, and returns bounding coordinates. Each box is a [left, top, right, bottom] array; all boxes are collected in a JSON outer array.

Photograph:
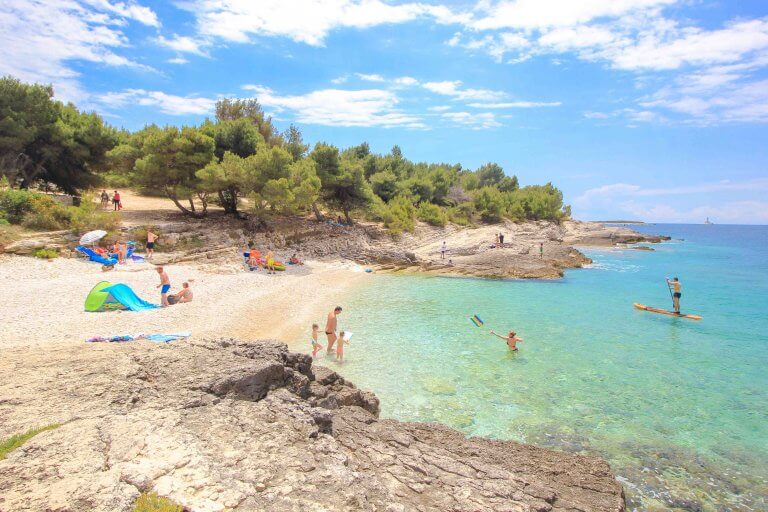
[[2, 0, 768, 223]]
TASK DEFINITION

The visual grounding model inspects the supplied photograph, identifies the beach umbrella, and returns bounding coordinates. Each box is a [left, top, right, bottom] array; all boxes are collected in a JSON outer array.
[[79, 230, 108, 245]]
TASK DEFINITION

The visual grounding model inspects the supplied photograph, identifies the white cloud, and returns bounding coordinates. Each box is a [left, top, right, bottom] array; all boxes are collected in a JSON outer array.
[[330, 75, 349, 84], [428, 105, 452, 112], [393, 76, 419, 87], [97, 89, 216, 115], [82, 0, 160, 27], [469, 0, 676, 31], [167, 57, 190, 65], [575, 179, 768, 223], [156, 35, 209, 57], [180, 0, 454, 47], [442, 111, 502, 129], [0, 0, 158, 103], [355, 73, 385, 82], [423, 80, 506, 101], [467, 101, 561, 108], [242, 85, 426, 128]]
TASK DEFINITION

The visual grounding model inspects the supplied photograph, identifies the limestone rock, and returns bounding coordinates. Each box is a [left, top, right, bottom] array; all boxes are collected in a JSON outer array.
[[0, 339, 625, 511]]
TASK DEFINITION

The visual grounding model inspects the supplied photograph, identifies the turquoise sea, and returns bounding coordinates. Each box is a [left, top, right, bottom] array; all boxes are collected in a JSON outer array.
[[325, 224, 768, 511]]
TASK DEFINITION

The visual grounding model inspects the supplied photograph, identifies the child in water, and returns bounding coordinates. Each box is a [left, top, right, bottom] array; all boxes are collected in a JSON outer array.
[[489, 329, 523, 351], [310, 323, 322, 358], [336, 331, 350, 361]]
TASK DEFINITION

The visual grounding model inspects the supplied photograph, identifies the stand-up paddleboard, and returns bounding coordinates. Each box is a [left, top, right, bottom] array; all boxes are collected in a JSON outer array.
[[634, 303, 702, 320]]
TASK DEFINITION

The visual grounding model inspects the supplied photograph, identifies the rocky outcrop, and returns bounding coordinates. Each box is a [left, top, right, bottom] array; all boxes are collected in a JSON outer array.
[[0, 339, 625, 512], [562, 221, 669, 246]]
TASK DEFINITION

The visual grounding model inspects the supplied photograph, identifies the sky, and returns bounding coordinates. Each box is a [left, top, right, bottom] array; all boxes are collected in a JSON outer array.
[[1, 0, 767, 224]]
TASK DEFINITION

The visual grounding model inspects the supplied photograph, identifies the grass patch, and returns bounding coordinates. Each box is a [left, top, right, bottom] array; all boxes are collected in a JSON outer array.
[[0, 423, 61, 461], [134, 492, 184, 512], [32, 248, 59, 259]]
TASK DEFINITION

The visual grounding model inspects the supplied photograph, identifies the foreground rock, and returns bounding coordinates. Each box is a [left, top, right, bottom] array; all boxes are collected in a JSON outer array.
[[0, 339, 625, 511]]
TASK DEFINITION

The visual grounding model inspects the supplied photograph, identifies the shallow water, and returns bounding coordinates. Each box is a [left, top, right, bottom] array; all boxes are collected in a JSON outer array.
[[312, 224, 768, 510]]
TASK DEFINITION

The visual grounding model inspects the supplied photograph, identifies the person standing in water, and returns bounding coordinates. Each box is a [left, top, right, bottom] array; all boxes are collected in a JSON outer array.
[[489, 329, 524, 351], [667, 277, 682, 313], [325, 306, 342, 355]]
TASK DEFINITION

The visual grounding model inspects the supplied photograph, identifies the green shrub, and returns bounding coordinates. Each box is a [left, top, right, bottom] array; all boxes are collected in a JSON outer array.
[[374, 195, 415, 235], [101, 171, 134, 189], [448, 202, 474, 226], [0, 424, 61, 461], [69, 198, 121, 233], [416, 202, 447, 227], [0, 189, 37, 224], [0, 218, 9, 226], [33, 248, 59, 259], [133, 492, 183, 512], [21, 194, 71, 231]]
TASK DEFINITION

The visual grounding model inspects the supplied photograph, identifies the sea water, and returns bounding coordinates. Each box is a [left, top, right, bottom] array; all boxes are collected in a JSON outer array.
[[323, 224, 768, 511]]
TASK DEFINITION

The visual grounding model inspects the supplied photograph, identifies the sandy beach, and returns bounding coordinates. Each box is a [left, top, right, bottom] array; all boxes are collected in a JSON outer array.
[[0, 254, 369, 351]]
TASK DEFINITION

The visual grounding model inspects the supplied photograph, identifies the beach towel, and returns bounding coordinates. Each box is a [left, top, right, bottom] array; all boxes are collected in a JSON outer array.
[[86, 332, 191, 343]]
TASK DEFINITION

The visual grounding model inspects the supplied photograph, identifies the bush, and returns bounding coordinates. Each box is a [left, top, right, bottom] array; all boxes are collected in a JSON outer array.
[[0, 189, 38, 224], [21, 194, 71, 231], [448, 202, 474, 226], [416, 202, 447, 227], [374, 195, 415, 235], [33, 248, 59, 259], [69, 198, 121, 233], [101, 171, 134, 189], [133, 492, 183, 512], [472, 187, 504, 223]]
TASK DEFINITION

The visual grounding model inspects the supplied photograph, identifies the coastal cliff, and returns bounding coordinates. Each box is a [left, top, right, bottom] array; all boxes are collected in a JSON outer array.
[[0, 339, 625, 511]]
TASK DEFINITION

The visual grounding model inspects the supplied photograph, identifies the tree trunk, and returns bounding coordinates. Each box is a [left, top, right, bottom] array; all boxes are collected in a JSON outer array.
[[311, 202, 324, 222], [343, 204, 352, 225], [188, 198, 196, 212], [166, 187, 206, 218], [197, 192, 209, 215]]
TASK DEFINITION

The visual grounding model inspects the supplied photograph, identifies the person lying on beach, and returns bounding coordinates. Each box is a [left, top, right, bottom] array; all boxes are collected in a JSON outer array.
[[155, 266, 171, 307], [310, 323, 322, 358], [336, 330, 350, 361], [489, 330, 523, 351], [289, 253, 303, 265]]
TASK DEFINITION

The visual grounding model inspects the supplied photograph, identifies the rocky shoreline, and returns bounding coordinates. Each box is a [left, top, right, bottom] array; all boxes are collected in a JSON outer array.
[[1, 217, 667, 280], [0, 338, 626, 511]]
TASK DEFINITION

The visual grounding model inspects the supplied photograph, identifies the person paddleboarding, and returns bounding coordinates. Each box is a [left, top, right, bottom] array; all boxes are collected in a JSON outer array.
[[666, 277, 682, 314]]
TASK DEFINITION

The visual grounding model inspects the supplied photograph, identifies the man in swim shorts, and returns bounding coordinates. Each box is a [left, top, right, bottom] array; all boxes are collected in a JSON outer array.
[[146, 229, 158, 259], [667, 277, 682, 313], [155, 266, 171, 307], [325, 306, 342, 354]]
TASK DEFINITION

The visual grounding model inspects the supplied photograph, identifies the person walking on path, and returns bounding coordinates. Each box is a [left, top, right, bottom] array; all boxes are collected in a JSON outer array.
[[155, 266, 171, 307], [112, 190, 121, 211], [499, 233, 505, 246], [146, 229, 158, 259], [539, 242, 544, 259], [325, 306, 342, 355], [100, 190, 109, 209], [666, 277, 682, 313]]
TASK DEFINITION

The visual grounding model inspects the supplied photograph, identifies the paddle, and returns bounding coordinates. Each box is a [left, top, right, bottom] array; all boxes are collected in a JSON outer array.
[[665, 277, 678, 314]]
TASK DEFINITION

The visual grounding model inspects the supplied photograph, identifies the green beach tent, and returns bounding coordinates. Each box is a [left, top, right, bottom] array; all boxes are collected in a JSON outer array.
[[84, 281, 127, 312]]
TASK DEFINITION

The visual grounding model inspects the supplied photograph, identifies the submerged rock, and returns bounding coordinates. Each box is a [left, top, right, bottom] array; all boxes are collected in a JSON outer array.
[[0, 339, 626, 511]]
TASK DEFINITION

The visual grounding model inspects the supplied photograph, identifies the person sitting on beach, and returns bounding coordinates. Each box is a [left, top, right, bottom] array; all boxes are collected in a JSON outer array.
[[155, 266, 171, 307], [289, 253, 303, 265], [172, 282, 193, 304], [117, 240, 128, 264], [336, 330, 350, 361], [325, 306, 342, 354], [247, 242, 261, 269], [489, 329, 523, 351], [266, 250, 276, 274], [310, 323, 322, 358]]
